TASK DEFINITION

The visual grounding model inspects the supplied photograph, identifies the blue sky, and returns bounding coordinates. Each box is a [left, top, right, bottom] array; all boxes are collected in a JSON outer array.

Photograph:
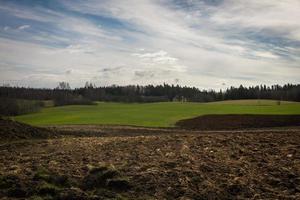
[[0, 0, 300, 89]]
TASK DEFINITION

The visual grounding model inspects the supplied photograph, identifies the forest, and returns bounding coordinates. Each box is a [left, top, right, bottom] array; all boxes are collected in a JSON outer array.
[[0, 83, 299, 116], [1, 83, 300, 103]]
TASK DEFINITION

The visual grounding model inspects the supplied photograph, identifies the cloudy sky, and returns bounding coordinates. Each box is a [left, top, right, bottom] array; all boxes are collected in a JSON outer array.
[[0, 0, 300, 89]]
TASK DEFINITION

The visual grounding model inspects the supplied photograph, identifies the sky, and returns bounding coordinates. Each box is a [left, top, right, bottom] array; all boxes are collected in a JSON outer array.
[[0, 0, 300, 89]]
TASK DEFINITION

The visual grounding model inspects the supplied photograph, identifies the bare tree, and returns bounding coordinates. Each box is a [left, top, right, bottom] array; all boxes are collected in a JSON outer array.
[[56, 82, 71, 90]]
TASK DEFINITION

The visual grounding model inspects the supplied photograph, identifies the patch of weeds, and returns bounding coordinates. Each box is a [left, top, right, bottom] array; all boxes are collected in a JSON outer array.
[[36, 181, 61, 196], [29, 195, 44, 200], [82, 165, 132, 199], [33, 168, 51, 181], [0, 174, 27, 198], [114, 194, 129, 200], [82, 165, 119, 189], [88, 165, 112, 174], [58, 187, 89, 200], [94, 188, 117, 198], [0, 174, 20, 189], [6, 186, 27, 198], [31, 168, 74, 199], [93, 188, 129, 200], [33, 167, 70, 187]]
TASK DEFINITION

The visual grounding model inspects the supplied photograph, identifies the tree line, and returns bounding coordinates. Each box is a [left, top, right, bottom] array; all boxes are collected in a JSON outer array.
[[0, 82, 299, 103], [1, 82, 300, 116]]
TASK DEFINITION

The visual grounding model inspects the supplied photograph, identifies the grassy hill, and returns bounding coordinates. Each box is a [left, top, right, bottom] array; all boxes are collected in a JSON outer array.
[[14, 99, 300, 127]]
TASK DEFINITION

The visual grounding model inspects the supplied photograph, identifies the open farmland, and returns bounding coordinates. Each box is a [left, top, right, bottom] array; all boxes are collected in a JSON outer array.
[[4, 100, 300, 199], [2, 99, 300, 199], [1, 118, 300, 199], [14, 100, 300, 127]]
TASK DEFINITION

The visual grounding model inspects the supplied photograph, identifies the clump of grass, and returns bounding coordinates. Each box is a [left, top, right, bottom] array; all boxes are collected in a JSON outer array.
[[6, 186, 27, 198], [33, 167, 70, 187], [36, 181, 61, 196], [83, 165, 119, 189], [82, 165, 131, 192], [33, 168, 51, 182], [1, 166, 131, 199], [29, 196, 44, 200], [94, 188, 129, 200], [94, 188, 117, 198], [32, 167, 74, 199], [58, 187, 88, 200], [0, 174, 19, 189], [0, 174, 27, 198]]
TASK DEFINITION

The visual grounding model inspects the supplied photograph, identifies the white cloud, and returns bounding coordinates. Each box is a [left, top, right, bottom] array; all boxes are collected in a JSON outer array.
[[0, 0, 299, 89], [133, 50, 168, 59], [252, 51, 279, 59], [132, 50, 186, 72], [210, 0, 300, 41], [17, 24, 30, 30]]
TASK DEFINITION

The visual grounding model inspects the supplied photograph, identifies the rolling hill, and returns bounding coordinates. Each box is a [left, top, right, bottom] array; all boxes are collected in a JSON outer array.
[[14, 99, 300, 127]]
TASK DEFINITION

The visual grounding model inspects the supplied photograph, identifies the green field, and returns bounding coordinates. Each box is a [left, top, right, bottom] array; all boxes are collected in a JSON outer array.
[[14, 99, 300, 127]]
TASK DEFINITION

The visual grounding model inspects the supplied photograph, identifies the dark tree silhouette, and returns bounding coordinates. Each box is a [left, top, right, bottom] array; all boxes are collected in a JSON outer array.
[[0, 83, 299, 110]]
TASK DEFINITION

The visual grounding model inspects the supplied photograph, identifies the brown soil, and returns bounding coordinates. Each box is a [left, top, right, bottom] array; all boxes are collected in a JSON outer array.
[[0, 124, 300, 199], [0, 118, 57, 140], [176, 114, 300, 130]]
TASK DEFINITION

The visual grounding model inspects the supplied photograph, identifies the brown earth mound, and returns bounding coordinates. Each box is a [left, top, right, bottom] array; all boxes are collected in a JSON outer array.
[[176, 114, 300, 130], [0, 118, 57, 140]]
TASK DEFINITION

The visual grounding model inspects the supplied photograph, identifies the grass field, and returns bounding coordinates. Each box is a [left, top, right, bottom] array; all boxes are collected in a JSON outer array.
[[13, 99, 300, 127]]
